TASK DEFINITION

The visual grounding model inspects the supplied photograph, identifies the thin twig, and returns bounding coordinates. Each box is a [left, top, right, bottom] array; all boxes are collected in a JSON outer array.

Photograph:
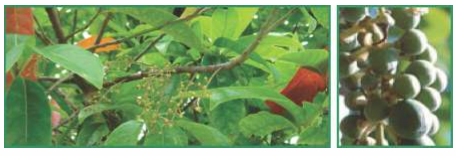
[[33, 16, 53, 45], [65, 8, 102, 42], [125, 34, 166, 72], [94, 13, 112, 46], [70, 10, 79, 43], [45, 8, 66, 43], [86, 8, 209, 51], [133, 34, 166, 62], [46, 74, 73, 93]]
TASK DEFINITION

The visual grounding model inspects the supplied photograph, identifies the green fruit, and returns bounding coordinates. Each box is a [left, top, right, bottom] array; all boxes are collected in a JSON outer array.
[[364, 94, 390, 122], [340, 8, 368, 23], [340, 114, 367, 139], [389, 99, 432, 139], [340, 33, 360, 51], [431, 68, 448, 92], [392, 74, 421, 99], [341, 75, 361, 90], [361, 72, 380, 90], [428, 114, 440, 136], [416, 44, 438, 64], [397, 29, 428, 56], [391, 8, 421, 30], [415, 87, 441, 112], [368, 48, 399, 75], [399, 136, 435, 146], [344, 90, 367, 111], [405, 60, 436, 86], [340, 52, 359, 78]]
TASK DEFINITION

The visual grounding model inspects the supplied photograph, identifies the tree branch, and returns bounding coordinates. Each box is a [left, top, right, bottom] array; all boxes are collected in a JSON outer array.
[[103, 8, 296, 88], [45, 8, 66, 44], [94, 13, 112, 46], [65, 9, 102, 42], [33, 15, 53, 45]]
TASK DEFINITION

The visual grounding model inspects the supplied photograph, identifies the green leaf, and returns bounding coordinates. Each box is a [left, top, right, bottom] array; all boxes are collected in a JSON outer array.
[[232, 8, 258, 38], [5, 35, 31, 72], [236, 35, 303, 60], [49, 91, 73, 115], [298, 117, 329, 145], [139, 52, 169, 68], [310, 7, 329, 29], [203, 86, 306, 124], [301, 93, 328, 127], [105, 120, 144, 146], [239, 111, 296, 137], [176, 120, 230, 146], [191, 86, 305, 125], [212, 8, 238, 40], [209, 100, 246, 136], [76, 122, 110, 146], [278, 49, 328, 69], [78, 103, 141, 124], [299, 8, 318, 33], [144, 126, 188, 146], [35, 44, 104, 89], [112, 8, 205, 52], [5, 78, 52, 146]]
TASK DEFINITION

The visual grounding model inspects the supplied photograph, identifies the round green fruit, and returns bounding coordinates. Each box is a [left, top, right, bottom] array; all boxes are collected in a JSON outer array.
[[415, 87, 441, 112], [416, 44, 438, 64], [405, 60, 436, 86], [340, 8, 368, 23], [368, 48, 399, 75], [389, 99, 432, 139], [399, 136, 435, 146], [391, 8, 421, 30], [392, 74, 421, 99], [428, 114, 440, 136], [340, 52, 359, 78], [340, 114, 367, 139], [361, 72, 380, 90], [364, 94, 390, 122], [396, 29, 428, 56], [345, 90, 367, 111], [431, 68, 448, 92]]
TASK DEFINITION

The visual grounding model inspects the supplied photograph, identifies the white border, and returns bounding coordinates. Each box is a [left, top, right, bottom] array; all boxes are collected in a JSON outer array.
[[1, 1, 455, 156]]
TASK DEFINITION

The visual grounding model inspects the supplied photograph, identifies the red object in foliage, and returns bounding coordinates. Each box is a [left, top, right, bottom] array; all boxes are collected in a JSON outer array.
[[19, 55, 39, 81], [6, 7, 34, 35], [265, 67, 327, 114]]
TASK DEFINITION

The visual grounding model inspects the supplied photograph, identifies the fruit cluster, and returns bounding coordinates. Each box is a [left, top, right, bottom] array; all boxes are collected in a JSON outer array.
[[338, 7, 448, 146]]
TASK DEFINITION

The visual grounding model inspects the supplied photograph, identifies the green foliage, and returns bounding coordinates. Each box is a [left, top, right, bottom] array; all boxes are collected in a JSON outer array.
[[5, 78, 52, 146], [5, 6, 329, 147], [239, 111, 296, 137], [105, 120, 144, 146], [34, 44, 104, 89], [176, 120, 230, 146]]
